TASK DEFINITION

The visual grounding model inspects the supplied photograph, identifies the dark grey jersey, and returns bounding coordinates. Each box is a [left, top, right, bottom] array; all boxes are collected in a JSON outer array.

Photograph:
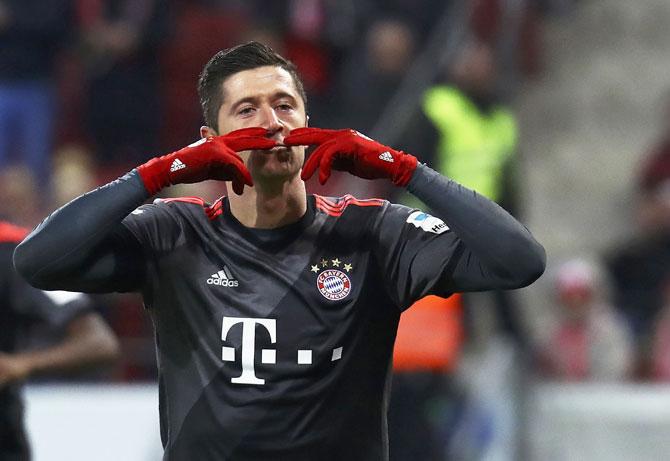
[[121, 194, 456, 460], [14, 165, 544, 460]]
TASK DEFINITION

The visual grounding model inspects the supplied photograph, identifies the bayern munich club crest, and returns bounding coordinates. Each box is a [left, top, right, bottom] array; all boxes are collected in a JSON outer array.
[[310, 258, 353, 301]]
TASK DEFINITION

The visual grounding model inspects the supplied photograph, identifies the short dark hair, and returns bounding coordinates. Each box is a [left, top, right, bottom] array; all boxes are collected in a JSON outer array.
[[197, 41, 307, 130]]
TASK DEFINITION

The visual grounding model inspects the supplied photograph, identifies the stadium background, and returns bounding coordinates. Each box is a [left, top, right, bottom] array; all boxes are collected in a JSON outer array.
[[3, 0, 670, 459]]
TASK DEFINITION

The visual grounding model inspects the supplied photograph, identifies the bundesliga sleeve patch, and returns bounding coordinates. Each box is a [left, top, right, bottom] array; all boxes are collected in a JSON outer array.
[[406, 211, 449, 234]]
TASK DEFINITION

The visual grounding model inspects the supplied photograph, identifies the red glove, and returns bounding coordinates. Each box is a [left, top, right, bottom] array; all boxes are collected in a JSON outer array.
[[283, 128, 418, 186], [137, 127, 277, 195]]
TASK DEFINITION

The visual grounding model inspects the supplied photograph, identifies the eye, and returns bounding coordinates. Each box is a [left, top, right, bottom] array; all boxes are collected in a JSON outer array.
[[276, 103, 294, 112], [238, 106, 255, 116]]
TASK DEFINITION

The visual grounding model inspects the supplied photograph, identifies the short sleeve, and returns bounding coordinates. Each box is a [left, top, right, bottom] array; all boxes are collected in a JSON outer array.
[[373, 203, 463, 311]]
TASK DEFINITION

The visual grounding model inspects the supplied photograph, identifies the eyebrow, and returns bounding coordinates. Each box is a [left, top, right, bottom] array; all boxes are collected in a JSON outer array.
[[229, 92, 298, 113]]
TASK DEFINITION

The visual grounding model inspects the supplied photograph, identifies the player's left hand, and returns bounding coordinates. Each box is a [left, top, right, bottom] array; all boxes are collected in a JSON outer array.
[[283, 127, 418, 186]]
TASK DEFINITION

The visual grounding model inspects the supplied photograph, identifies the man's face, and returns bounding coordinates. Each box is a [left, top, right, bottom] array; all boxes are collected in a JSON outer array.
[[208, 66, 307, 182]]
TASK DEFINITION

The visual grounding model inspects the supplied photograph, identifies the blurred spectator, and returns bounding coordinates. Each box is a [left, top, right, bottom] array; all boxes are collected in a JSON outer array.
[[637, 95, 670, 200], [159, 2, 250, 152], [539, 259, 633, 381], [607, 94, 670, 378], [650, 278, 670, 381], [0, 220, 119, 459], [470, 0, 545, 79], [323, 17, 417, 200], [0, 0, 75, 185], [338, 17, 416, 134], [423, 40, 517, 207], [0, 166, 42, 227], [51, 144, 97, 208], [419, 40, 526, 347], [78, 0, 171, 167], [387, 40, 528, 459], [389, 295, 464, 461]]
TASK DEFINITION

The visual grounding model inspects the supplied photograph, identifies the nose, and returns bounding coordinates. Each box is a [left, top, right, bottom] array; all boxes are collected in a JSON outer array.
[[258, 105, 283, 136]]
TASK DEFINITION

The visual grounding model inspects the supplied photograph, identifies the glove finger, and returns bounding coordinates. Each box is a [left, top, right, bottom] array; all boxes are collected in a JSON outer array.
[[316, 146, 341, 185], [284, 127, 334, 146], [286, 127, 334, 137], [209, 150, 252, 183], [284, 127, 343, 146], [300, 140, 335, 181], [229, 163, 253, 195], [226, 136, 277, 152], [226, 151, 253, 186], [236, 163, 254, 188], [231, 177, 245, 195], [231, 175, 246, 195], [223, 127, 269, 138], [299, 149, 323, 181], [211, 161, 251, 195]]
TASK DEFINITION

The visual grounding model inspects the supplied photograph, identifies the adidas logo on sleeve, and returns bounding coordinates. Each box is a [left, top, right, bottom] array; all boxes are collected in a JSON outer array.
[[170, 158, 186, 172], [207, 266, 239, 287]]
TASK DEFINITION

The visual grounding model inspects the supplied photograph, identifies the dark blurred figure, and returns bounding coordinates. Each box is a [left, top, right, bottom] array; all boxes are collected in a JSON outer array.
[[0, 0, 75, 186], [78, 0, 170, 167], [389, 295, 464, 461], [650, 278, 670, 381], [607, 95, 670, 379], [538, 259, 633, 381], [159, 1, 251, 152], [50, 145, 97, 209], [470, 0, 545, 80], [637, 96, 670, 199], [421, 40, 525, 346], [388, 40, 524, 461], [325, 17, 416, 200], [356, 0, 447, 46], [0, 166, 42, 228], [283, 0, 338, 128], [338, 17, 416, 134], [0, 221, 119, 461]]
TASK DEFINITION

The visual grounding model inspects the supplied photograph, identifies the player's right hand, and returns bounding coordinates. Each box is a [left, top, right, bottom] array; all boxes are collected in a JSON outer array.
[[137, 127, 277, 195]]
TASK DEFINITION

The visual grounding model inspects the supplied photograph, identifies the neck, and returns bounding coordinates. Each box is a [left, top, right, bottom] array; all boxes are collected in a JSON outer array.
[[227, 175, 307, 229]]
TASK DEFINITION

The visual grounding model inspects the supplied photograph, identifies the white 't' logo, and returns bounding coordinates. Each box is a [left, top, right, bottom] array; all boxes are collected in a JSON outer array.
[[221, 317, 276, 385]]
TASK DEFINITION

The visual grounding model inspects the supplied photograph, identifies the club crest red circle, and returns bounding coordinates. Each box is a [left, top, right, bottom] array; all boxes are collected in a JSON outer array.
[[317, 269, 351, 300]]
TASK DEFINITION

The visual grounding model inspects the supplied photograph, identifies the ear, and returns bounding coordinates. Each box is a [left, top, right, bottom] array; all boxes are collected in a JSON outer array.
[[200, 125, 217, 138]]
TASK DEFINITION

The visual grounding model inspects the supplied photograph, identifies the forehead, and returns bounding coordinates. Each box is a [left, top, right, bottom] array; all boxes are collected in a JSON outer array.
[[220, 66, 301, 105]]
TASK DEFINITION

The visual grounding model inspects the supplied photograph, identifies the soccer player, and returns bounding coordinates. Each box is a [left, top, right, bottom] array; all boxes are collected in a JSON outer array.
[[0, 220, 119, 461], [13, 42, 545, 460]]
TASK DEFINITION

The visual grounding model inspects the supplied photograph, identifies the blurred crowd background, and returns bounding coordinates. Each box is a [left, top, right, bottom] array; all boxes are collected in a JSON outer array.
[[3, 0, 670, 459]]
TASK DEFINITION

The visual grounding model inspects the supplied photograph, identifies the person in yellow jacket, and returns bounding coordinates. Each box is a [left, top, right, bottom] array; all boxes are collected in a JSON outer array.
[[420, 41, 525, 346], [389, 41, 526, 461], [423, 40, 517, 207]]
